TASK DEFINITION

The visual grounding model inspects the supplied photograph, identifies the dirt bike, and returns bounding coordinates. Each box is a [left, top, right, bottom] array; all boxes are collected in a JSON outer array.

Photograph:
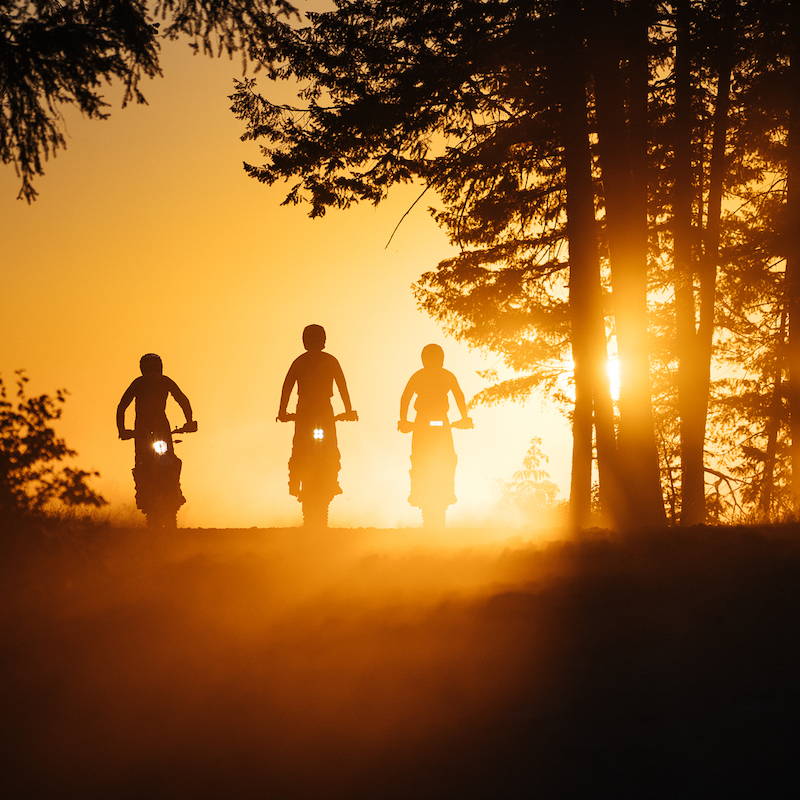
[[398, 416, 473, 528], [120, 421, 198, 529], [279, 410, 358, 528]]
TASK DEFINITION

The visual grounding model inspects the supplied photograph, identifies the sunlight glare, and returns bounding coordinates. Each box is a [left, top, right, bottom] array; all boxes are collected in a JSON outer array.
[[559, 354, 620, 404], [607, 355, 621, 403]]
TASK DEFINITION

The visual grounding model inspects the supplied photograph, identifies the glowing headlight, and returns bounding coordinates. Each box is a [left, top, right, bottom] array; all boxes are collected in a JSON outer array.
[[153, 440, 168, 455], [429, 420, 445, 427], [312, 427, 325, 441]]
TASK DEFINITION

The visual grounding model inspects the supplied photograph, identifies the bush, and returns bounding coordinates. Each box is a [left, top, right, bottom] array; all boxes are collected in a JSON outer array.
[[0, 370, 106, 515]]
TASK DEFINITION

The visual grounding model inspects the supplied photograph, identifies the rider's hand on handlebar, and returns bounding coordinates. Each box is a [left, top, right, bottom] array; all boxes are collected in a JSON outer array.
[[339, 410, 359, 422], [118, 429, 135, 441], [173, 420, 198, 434], [453, 416, 474, 429], [397, 419, 413, 433], [277, 412, 296, 423]]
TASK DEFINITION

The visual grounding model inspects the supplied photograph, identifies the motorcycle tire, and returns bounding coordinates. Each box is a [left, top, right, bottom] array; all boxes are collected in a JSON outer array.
[[302, 498, 329, 529], [422, 505, 446, 529], [146, 509, 177, 530]]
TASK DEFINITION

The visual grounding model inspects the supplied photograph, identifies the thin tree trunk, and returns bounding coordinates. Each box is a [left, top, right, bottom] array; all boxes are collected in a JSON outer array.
[[672, 0, 702, 524], [569, 360, 594, 528], [759, 310, 786, 517], [787, 3, 800, 513], [675, 0, 734, 525], [660, 433, 678, 524], [559, 0, 620, 528], [590, 0, 666, 527]]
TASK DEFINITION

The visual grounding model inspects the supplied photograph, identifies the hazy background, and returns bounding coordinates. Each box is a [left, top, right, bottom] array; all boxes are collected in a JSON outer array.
[[0, 42, 570, 528]]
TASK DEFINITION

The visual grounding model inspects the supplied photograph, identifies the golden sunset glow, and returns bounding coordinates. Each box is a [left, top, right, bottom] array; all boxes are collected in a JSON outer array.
[[7, 2, 800, 796], [0, 44, 570, 528], [607, 354, 621, 403]]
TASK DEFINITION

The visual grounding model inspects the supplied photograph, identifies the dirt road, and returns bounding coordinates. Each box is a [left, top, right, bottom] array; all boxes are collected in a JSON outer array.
[[3, 523, 799, 797]]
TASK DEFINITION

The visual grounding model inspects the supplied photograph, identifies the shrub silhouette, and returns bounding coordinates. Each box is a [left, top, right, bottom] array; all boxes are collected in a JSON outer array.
[[0, 371, 105, 515]]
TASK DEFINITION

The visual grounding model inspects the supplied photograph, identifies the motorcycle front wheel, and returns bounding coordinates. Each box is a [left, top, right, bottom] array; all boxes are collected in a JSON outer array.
[[302, 498, 329, 529], [421, 505, 447, 529], [146, 509, 177, 530]]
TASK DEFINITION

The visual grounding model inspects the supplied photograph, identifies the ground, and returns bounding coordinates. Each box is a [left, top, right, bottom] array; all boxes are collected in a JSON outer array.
[[2, 521, 799, 798]]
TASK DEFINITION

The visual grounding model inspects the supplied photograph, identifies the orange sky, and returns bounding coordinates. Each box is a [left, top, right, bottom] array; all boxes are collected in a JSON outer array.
[[0, 41, 571, 527]]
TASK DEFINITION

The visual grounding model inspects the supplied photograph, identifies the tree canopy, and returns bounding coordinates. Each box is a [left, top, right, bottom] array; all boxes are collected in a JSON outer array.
[[0, 0, 296, 201], [232, 0, 800, 527]]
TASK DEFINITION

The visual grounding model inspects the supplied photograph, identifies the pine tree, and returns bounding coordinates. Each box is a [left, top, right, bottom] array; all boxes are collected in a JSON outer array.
[[1, 0, 295, 201]]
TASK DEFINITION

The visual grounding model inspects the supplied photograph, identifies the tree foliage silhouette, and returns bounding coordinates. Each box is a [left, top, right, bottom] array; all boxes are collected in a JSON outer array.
[[0, 0, 296, 201], [232, 0, 800, 527], [231, 0, 668, 527], [501, 437, 560, 518], [0, 371, 105, 514], [233, 1, 588, 522]]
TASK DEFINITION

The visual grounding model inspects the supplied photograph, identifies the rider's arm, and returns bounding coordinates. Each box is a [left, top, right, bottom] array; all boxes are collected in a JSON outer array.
[[399, 377, 416, 422], [116, 381, 136, 437], [278, 364, 298, 417], [333, 359, 353, 414], [169, 379, 194, 424], [450, 373, 470, 420]]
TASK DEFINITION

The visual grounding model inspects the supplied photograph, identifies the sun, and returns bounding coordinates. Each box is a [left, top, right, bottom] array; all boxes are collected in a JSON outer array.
[[606, 355, 621, 403], [560, 354, 621, 404]]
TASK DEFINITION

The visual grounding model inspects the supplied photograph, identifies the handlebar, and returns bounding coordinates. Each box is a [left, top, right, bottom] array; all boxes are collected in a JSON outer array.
[[119, 420, 198, 440], [277, 411, 359, 423], [398, 417, 474, 433]]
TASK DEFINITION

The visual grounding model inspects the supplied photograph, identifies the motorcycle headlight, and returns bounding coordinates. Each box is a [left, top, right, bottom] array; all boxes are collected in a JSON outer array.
[[429, 420, 445, 427], [312, 427, 325, 441], [153, 440, 168, 455]]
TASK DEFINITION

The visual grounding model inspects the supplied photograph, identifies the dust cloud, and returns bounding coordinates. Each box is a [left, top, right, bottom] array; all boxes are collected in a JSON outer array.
[[4, 522, 800, 797]]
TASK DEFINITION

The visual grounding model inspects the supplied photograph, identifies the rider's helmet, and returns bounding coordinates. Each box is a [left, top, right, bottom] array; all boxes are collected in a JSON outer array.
[[421, 343, 444, 368], [303, 324, 326, 351], [139, 353, 163, 376]]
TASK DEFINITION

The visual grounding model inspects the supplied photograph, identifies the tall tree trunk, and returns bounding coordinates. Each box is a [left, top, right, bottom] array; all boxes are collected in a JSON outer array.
[[590, 0, 666, 527], [759, 310, 786, 517], [569, 355, 594, 528], [787, 3, 800, 513], [672, 0, 703, 523], [558, 0, 620, 529], [675, 0, 734, 525]]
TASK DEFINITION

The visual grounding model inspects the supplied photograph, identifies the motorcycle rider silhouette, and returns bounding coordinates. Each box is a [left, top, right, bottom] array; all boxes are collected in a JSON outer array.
[[116, 353, 197, 528], [398, 344, 473, 528], [277, 325, 358, 527]]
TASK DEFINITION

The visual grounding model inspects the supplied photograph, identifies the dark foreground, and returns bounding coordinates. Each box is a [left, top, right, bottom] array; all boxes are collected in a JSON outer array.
[[2, 521, 799, 798]]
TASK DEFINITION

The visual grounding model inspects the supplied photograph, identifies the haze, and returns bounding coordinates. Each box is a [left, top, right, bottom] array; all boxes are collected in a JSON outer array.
[[0, 43, 570, 528]]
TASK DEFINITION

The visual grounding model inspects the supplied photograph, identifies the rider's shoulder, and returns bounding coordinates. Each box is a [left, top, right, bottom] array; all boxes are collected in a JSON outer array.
[[294, 350, 338, 371], [137, 374, 173, 390], [418, 366, 450, 378], [314, 351, 340, 367]]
